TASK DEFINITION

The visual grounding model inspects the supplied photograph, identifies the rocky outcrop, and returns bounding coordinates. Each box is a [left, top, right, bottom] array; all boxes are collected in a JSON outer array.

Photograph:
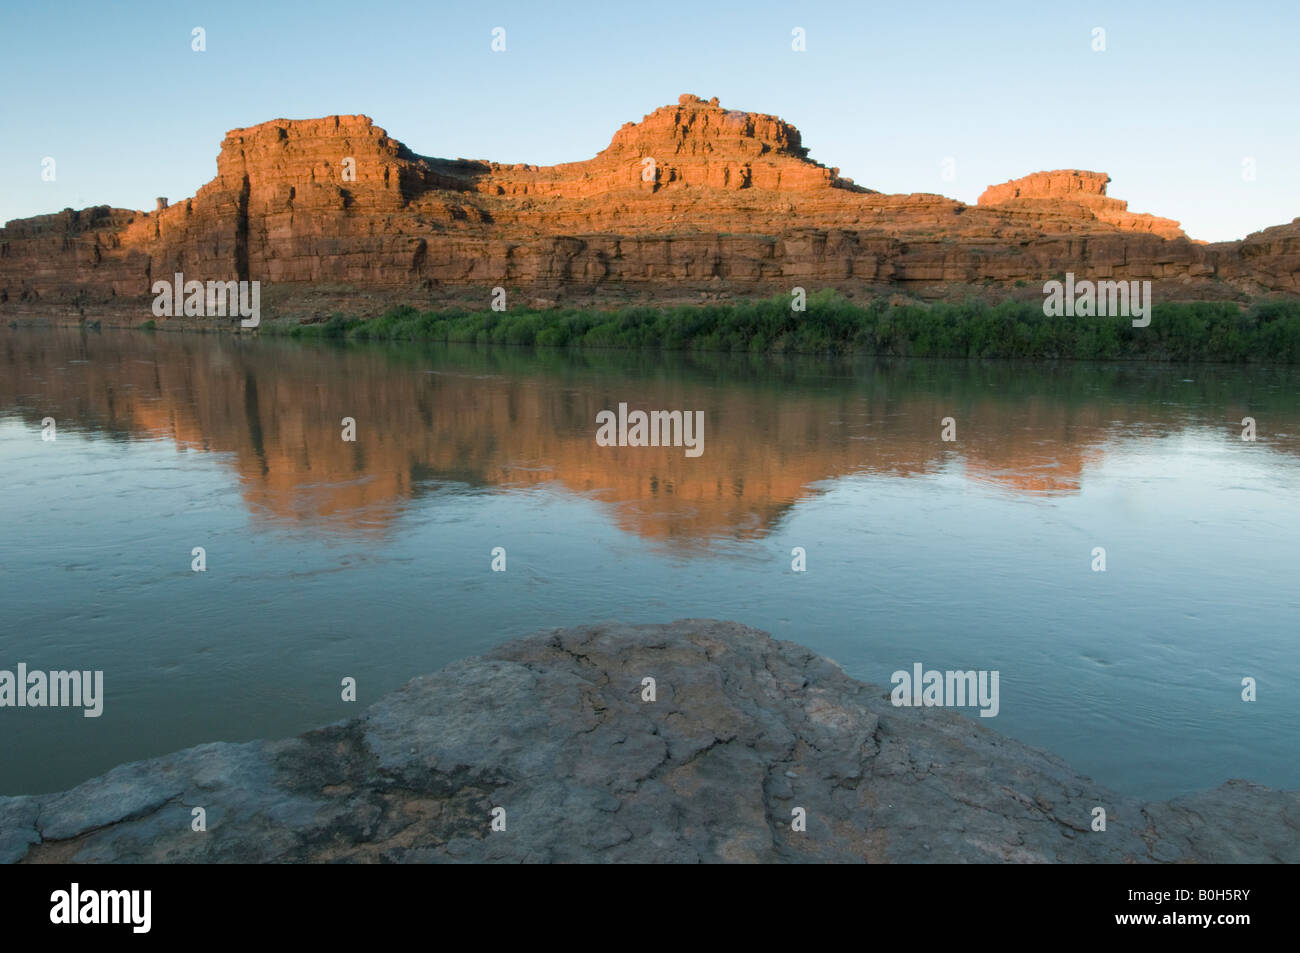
[[3, 620, 1295, 863], [980, 169, 1116, 205], [1, 96, 1297, 323], [978, 170, 1186, 239]]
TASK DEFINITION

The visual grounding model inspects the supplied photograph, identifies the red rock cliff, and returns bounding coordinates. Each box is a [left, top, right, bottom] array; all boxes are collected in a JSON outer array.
[[978, 170, 1185, 239], [1, 96, 1297, 321]]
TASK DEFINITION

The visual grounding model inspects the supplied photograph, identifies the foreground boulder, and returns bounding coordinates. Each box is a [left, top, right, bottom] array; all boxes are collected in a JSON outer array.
[[2, 620, 1296, 863]]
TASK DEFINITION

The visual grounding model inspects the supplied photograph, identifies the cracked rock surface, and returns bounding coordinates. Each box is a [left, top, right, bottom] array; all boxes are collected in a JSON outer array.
[[3, 620, 1296, 863]]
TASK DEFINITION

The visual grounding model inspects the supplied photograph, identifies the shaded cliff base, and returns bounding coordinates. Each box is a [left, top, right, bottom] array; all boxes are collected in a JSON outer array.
[[0, 274, 1286, 330], [2, 621, 1295, 863], [266, 293, 1300, 362], [8, 289, 1300, 362]]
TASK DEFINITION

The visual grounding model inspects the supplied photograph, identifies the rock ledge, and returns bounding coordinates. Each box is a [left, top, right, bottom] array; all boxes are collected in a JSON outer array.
[[2, 620, 1295, 863]]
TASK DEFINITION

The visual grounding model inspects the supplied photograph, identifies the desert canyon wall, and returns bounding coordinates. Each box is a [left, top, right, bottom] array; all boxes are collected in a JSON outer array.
[[1, 94, 1297, 323]]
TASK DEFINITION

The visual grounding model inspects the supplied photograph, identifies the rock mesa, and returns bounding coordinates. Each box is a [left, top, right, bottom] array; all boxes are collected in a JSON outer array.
[[1, 96, 1297, 322]]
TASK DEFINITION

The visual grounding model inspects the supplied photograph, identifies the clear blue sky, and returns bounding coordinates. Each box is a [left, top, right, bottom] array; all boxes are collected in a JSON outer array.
[[2, 0, 1296, 242]]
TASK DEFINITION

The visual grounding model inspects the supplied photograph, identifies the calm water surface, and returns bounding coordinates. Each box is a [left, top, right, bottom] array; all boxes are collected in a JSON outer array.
[[1, 327, 1297, 797]]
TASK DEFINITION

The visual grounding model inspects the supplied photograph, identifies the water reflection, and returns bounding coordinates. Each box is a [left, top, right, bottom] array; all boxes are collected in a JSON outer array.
[[2, 328, 1297, 547], [3, 327, 1299, 799]]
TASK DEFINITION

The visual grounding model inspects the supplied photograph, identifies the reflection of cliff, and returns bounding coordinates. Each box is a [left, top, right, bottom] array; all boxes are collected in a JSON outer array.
[[963, 452, 1100, 495], [6, 331, 1292, 545]]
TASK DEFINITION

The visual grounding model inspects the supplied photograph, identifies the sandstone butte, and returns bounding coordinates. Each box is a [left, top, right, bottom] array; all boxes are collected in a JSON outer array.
[[2, 93, 1298, 324]]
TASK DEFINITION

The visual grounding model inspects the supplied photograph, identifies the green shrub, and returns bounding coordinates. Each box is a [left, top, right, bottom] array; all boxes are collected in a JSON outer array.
[[254, 293, 1300, 362]]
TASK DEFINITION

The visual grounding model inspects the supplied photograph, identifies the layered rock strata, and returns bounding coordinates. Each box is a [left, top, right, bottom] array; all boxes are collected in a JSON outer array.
[[2, 95, 1297, 323]]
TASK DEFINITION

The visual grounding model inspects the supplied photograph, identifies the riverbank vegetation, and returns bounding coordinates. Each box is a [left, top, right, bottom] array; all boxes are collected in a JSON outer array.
[[261, 292, 1300, 362]]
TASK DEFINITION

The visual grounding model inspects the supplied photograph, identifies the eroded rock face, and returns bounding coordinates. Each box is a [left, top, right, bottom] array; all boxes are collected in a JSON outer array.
[[3, 620, 1295, 863], [980, 170, 1116, 205], [0, 97, 1297, 322], [978, 170, 1185, 240]]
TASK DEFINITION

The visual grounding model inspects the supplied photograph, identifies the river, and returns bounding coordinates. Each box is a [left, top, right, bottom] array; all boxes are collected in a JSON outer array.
[[1, 327, 1297, 798]]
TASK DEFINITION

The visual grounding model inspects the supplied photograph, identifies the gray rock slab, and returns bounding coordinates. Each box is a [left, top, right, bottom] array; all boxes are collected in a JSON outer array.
[[3, 620, 1296, 863]]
